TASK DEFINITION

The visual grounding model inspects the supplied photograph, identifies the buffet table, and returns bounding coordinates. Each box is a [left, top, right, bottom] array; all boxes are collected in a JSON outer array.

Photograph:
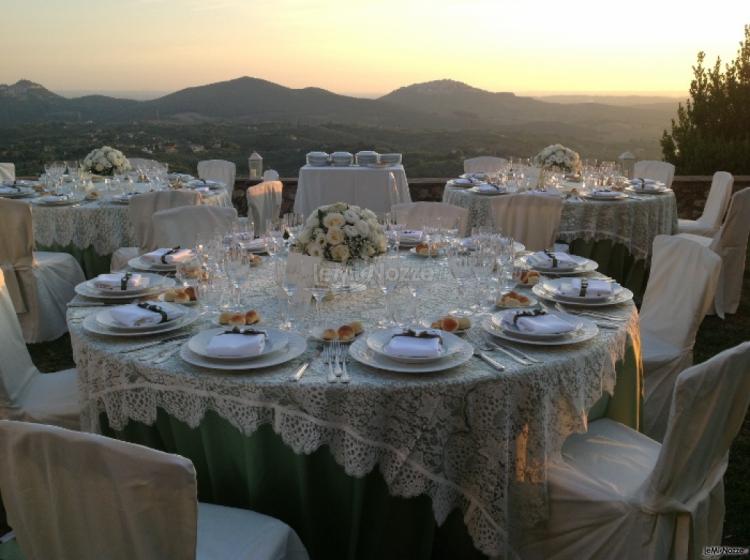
[[69, 257, 641, 559], [29, 189, 231, 277], [293, 165, 411, 217], [443, 183, 678, 296]]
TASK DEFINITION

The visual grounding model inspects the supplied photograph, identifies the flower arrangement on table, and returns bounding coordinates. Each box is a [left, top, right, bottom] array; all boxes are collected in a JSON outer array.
[[81, 146, 131, 176], [294, 202, 387, 262], [533, 144, 582, 173]]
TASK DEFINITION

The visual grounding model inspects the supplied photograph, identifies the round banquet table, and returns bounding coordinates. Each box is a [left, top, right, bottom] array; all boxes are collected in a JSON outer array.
[[69, 257, 642, 559], [28, 188, 232, 278], [443, 183, 678, 298]]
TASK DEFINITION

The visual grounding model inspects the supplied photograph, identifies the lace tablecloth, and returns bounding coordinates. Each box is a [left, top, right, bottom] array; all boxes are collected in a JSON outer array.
[[30, 189, 232, 255], [443, 184, 678, 261], [69, 258, 639, 557]]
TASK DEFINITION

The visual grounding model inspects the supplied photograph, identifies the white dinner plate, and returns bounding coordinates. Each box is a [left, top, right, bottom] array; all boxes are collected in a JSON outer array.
[[625, 186, 671, 195], [179, 332, 306, 371], [532, 281, 634, 307], [187, 327, 288, 361], [75, 276, 175, 300], [366, 327, 464, 363], [469, 185, 508, 196], [481, 315, 599, 346], [0, 187, 36, 198], [519, 255, 599, 276], [94, 305, 195, 332], [127, 256, 177, 272], [397, 231, 423, 247], [83, 273, 174, 296], [348, 336, 473, 373], [583, 192, 628, 201], [31, 194, 85, 206], [490, 310, 586, 340], [81, 309, 198, 337]]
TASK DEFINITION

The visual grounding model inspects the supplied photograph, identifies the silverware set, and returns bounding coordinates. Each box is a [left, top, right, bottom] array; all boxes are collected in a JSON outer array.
[[325, 341, 350, 384]]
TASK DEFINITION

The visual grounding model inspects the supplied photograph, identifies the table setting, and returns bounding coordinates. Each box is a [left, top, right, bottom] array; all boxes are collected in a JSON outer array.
[[67, 203, 643, 558]]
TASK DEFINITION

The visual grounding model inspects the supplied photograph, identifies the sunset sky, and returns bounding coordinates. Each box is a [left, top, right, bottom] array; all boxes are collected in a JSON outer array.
[[2, 0, 749, 98]]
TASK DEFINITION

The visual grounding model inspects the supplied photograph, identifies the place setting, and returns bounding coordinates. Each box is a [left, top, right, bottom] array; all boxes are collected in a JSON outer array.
[[0, 183, 36, 199], [128, 246, 196, 272], [583, 188, 628, 201], [31, 192, 86, 206], [74, 271, 176, 301], [626, 178, 671, 195], [81, 300, 200, 338], [469, 183, 509, 196], [532, 276, 634, 307], [481, 307, 599, 347], [519, 250, 598, 275]]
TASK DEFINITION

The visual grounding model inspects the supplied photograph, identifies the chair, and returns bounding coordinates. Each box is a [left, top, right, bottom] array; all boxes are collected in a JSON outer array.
[[489, 193, 564, 251], [633, 160, 676, 189], [0, 199, 85, 342], [198, 159, 236, 192], [0, 269, 79, 429], [247, 180, 283, 232], [0, 163, 15, 183], [463, 156, 508, 174], [391, 202, 470, 237], [640, 235, 721, 441], [678, 172, 733, 237], [0, 420, 309, 560], [263, 169, 280, 181], [110, 190, 201, 271], [153, 206, 238, 248], [677, 187, 750, 318], [519, 341, 750, 560]]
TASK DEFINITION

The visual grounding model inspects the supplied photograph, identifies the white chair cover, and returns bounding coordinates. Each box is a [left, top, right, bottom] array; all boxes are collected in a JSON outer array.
[[0, 420, 309, 560], [633, 160, 676, 189], [640, 235, 721, 441], [0, 198, 85, 342], [678, 172, 733, 237], [263, 169, 280, 181], [110, 190, 201, 271], [391, 202, 470, 237], [463, 156, 508, 174], [0, 269, 79, 430], [153, 206, 237, 248], [489, 193, 564, 251], [198, 159, 236, 192], [247, 180, 283, 232], [0, 162, 15, 183], [520, 342, 750, 560]]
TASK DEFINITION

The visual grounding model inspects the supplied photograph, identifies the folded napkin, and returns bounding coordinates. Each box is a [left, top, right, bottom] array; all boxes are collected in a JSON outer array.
[[502, 311, 577, 335], [205, 330, 266, 358], [37, 194, 70, 203], [399, 230, 423, 243], [110, 302, 184, 327], [92, 273, 150, 291], [452, 178, 474, 186], [475, 183, 501, 193], [527, 251, 581, 271], [591, 189, 621, 198], [385, 331, 443, 358], [142, 247, 194, 265], [556, 278, 615, 299], [244, 238, 267, 252]]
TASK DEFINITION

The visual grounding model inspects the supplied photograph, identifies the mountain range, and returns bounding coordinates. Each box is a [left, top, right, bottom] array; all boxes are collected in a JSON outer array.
[[0, 77, 679, 140]]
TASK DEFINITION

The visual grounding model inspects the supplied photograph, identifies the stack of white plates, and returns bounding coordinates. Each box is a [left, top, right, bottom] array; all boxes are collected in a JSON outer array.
[[379, 153, 402, 165], [74, 273, 175, 300], [355, 151, 379, 166], [627, 179, 669, 194], [180, 327, 307, 371], [348, 327, 473, 373], [307, 152, 330, 166], [31, 194, 85, 206], [330, 152, 353, 167], [520, 253, 599, 276], [532, 277, 633, 307], [482, 310, 598, 346], [0, 185, 35, 199], [83, 305, 200, 337]]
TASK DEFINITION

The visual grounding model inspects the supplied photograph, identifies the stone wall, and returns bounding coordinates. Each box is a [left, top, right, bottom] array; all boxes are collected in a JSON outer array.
[[233, 176, 750, 220]]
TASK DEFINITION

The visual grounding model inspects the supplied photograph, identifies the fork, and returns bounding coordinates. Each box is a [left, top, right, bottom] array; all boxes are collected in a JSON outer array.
[[325, 343, 337, 383], [333, 341, 344, 377], [338, 344, 351, 383], [480, 339, 533, 366]]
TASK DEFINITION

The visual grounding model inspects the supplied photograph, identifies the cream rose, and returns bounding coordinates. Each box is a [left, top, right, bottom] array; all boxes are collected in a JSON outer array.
[[323, 212, 346, 229], [330, 243, 350, 262], [326, 227, 345, 245]]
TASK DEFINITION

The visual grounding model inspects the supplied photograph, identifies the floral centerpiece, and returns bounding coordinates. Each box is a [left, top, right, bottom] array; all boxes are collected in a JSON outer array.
[[533, 144, 582, 173], [294, 202, 387, 262], [81, 146, 131, 176]]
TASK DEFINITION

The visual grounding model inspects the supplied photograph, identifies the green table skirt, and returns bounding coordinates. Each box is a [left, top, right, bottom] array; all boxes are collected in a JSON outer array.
[[37, 243, 112, 279], [100, 342, 641, 560]]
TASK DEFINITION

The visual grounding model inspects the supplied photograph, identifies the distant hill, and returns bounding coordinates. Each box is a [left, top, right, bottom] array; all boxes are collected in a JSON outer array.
[[536, 94, 682, 107]]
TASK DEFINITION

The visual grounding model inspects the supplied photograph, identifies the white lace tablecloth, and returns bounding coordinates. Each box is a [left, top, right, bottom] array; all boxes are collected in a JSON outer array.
[[293, 165, 411, 217], [443, 184, 678, 260], [69, 258, 639, 557], [30, 189, 232, 255]]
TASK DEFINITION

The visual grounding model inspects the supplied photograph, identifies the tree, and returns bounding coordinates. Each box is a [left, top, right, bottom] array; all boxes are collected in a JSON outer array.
[[661, 25, 750, 174]]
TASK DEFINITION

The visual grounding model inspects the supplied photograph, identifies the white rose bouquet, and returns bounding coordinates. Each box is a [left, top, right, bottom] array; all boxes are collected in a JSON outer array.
[[532, 144, 582, 173], [294, 202, 387, 262], [81, 146, 131, 176]]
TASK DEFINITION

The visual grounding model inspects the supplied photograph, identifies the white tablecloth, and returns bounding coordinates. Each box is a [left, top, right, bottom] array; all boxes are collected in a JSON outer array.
[[29, 188, 232, 256], [69, 257, 639, 557], [293, 165, 411, 217]]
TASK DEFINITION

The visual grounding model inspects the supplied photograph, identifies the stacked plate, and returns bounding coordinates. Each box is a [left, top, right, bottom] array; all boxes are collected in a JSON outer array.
[[470, 183, 507, 196], [449, 178, 475, 188], [180, 327, 307, 371], [584, 189, 627, 201], [74, 273, 175, 301], [355, 151, 379, 166], [186, 179, 223, 191], [0, 184, 35, 199], [348, 327, 473, 373], [626, 179, 669, 194], [82, 303, 199, 337], [32, 194, 85, 206], [396, 230, 423, 247], [306, 152, 330, 167], [533, 277, 633, 307], [380, 153, 402, 166], [330, 152, 353, 167], [482, 310, 598, 346], [520, 252, 598, 276], [460, 172, 489, 182]]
